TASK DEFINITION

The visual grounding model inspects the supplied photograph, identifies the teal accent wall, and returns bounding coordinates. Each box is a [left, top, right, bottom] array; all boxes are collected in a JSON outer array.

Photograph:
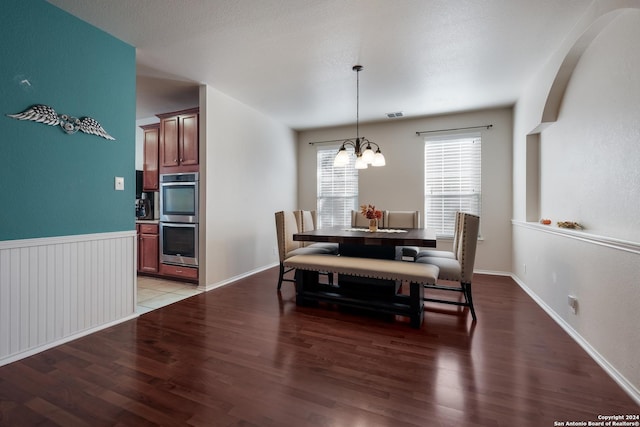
[[0, 0, 136, 240]]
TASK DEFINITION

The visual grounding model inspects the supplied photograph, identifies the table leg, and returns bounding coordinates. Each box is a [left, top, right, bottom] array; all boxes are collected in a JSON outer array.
[[295, 269, 319, 306], [338, 243, 400, 297], [409, 282, 424, 328]]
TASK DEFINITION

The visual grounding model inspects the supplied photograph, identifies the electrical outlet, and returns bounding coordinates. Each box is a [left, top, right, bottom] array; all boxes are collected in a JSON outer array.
[[567, 295, 578, 314], [523, 264, 527, 274]]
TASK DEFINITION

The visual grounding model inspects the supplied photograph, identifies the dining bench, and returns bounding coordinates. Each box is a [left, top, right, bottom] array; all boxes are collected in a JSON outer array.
[[283, 254, 439, 328]]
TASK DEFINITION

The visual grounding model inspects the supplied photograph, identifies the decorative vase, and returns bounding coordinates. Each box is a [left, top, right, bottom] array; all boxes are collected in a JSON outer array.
[[369, 218, 378, 232]]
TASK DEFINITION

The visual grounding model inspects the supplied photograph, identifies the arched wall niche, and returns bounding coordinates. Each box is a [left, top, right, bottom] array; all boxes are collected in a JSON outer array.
[[531, 3, 640, 134], [524, 3, 640, 222]]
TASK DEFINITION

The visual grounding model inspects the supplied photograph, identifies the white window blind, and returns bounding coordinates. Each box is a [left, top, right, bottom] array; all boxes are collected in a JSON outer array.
[[317, 146, 358, 228], [424, 133, 481, 237]]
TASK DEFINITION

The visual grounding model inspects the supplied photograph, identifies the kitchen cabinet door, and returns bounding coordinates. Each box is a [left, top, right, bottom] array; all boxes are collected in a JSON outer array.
[[160, 116, 180, 169], [138, 223, 159, 273], [141, 123, 159, 191], [179, 112, 198, 166], [158, 108, 199, 173]]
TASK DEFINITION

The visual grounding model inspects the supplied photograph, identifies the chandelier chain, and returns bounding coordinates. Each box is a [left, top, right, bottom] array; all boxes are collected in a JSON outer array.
[[356, 66, 360, 140], [332, 64, 386, 168]]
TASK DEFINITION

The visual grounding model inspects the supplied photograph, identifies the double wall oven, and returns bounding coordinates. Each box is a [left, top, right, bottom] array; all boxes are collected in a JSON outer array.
[[160, 172, 198, 267]]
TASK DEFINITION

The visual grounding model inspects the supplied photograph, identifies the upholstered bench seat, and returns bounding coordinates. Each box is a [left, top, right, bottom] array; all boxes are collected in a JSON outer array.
[[284, 254, 439, 328], [284, 254, 439, 285]]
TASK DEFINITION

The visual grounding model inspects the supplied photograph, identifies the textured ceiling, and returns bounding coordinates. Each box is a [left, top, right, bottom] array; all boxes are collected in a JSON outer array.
[[47, 0, 592, 129]]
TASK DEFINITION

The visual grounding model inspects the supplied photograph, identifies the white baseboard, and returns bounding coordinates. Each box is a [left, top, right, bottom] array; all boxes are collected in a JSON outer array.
[[510, 273, 640, 406], [474, 269, 511, 277], [200, 262, 279, 292]]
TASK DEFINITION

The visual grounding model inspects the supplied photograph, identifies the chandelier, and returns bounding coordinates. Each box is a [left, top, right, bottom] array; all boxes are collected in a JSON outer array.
[[333, 65, 386, 169]]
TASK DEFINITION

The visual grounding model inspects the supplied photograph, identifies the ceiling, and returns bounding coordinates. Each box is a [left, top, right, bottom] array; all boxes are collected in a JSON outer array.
[[47, 0, 592, 130]]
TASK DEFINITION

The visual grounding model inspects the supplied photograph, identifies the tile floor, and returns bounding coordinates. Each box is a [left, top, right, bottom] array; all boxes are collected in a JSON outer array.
[[136, 275, 203, 314]]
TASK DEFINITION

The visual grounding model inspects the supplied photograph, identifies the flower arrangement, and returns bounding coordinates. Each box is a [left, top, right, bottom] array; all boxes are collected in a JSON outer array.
[[360, 204, 382, 220]]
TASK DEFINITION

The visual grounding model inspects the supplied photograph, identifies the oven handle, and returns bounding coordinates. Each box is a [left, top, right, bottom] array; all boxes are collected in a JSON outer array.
[[160, 222, 197, 228], [160, 181, 196, 187]]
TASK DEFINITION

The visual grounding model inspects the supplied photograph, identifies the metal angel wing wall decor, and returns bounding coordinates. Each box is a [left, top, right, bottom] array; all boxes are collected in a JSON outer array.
[[7, 104, 116, 141]]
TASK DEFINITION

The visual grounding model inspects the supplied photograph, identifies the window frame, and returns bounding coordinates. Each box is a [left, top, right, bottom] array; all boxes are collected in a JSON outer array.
[[316, 145, 358, 228], [424, 132, 482, 238]]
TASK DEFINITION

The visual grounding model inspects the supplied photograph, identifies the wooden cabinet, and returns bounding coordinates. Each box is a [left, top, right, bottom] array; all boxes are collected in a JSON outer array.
[[157, 108, 199, 173], [140, 124, 159, 191], [137, 223, 159, 274]]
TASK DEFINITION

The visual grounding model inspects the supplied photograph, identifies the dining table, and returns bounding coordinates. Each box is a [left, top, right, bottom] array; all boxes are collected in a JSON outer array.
[[293, 225, 436, 258], [293, 226, 437, 298]]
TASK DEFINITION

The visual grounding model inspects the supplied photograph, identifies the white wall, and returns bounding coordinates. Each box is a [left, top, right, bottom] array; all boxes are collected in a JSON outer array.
[[513, 2, 640, 402], [298, 107, 513, 274], [539, 13, 640, 240], [201, 86, 298, 288]]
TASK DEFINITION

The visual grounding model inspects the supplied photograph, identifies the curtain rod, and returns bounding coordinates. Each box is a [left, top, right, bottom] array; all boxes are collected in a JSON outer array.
[[415, 124, 493, 135], [307, 123, 493, 143], [308, 138, 353, 146]]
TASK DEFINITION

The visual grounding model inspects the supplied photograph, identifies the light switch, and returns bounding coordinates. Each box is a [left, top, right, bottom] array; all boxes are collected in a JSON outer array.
[[115, 176, 124, 191]]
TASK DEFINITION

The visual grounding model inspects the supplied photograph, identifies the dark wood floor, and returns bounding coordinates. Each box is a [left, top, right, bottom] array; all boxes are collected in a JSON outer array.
[[0, 269, 637, 426]]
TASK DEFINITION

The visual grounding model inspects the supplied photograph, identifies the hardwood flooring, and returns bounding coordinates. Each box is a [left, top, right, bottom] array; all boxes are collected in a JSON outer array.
[[0, 269, 637, 426]]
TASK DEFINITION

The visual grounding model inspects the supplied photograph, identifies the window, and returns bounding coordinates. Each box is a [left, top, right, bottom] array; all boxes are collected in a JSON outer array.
[[424, 133, 481, 237], [317, 146, 358, 228]]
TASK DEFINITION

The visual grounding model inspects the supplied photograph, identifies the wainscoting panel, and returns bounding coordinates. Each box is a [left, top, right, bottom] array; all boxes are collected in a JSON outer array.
[[0, 231, 136, 364]]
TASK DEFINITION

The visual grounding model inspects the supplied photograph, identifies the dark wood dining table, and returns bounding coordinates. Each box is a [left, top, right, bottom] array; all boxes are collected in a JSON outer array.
[[293, 226, 436, 259], [293, 226, 437, 298], [293, 226, 436, 245]]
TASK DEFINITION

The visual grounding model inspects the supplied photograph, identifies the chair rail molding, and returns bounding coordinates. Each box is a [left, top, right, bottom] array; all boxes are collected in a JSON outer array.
[[512, 220, 640, 255]]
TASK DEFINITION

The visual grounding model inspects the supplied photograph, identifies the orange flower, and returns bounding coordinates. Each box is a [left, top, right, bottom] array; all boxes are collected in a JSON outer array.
[[360, 204, 382, 220]]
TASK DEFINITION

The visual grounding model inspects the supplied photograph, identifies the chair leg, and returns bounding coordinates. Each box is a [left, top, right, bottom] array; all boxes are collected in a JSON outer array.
[[277, 263, 285, 290], [463, 282, 477, 321]]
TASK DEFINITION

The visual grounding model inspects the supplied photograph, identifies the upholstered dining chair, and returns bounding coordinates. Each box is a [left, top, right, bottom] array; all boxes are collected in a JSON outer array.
[[415, 212, 480, 320], [385, 210, 421, 260], [274, 210, 337, 290], [416, 211, 462, 260], [295, 210, 340, 251], [296, 210, 338, 285]]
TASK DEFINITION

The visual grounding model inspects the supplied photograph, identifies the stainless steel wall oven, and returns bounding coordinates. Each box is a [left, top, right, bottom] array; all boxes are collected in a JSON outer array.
[[160, 172, 198, 223], [160, 172, 199, 267], [159, 222, 198, 267]]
